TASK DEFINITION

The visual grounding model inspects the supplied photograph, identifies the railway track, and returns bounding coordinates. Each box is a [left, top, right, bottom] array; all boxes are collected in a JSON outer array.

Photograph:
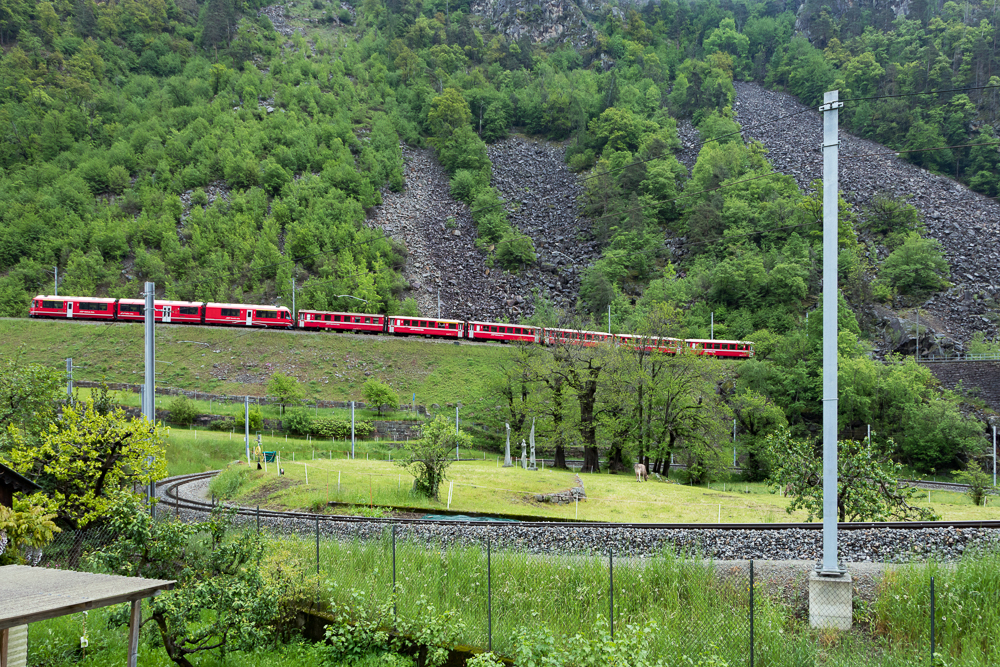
[[158, 471, 1000, 531]]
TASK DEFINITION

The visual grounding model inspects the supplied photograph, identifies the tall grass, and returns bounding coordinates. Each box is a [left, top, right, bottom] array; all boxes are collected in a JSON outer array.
[[269, 533, 1000, 666]]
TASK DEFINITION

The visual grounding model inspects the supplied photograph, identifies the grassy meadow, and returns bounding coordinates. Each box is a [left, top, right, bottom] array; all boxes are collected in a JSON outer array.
[[0, 317, 502, 407], [165, 428, 1000, 523]]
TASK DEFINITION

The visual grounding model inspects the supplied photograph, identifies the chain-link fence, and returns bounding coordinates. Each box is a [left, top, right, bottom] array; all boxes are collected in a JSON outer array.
[[33, 517, 999, 666]]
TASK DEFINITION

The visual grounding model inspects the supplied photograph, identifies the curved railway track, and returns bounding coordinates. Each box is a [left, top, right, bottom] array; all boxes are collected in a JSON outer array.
[[159, 471, 1000, 531]]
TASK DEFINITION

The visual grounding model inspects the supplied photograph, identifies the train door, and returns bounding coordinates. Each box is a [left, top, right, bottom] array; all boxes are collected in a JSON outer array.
[[67, 301, 73, 318], [246, 309, 253, 326], [163, 305, 172, 323]]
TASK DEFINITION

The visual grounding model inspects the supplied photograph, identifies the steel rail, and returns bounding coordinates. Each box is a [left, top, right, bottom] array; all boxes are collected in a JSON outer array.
[[159, 472, 1000, 532]]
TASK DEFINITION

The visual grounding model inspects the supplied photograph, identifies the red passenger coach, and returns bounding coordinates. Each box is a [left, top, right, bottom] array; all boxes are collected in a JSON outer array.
[[298, 310, 385, 333], [544, 328, 614, 346], [617, 333, 682, 354], [30, 296, 115, 320], [116, 299, 203, 323], [204, 303, 292, 327], [388, 316, 464, 338], [468, 322, 540, 343], [685, 339, 754, 358]]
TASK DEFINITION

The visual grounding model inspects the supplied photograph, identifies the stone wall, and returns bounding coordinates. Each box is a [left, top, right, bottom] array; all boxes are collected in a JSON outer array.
[[926, 361, 1000, 414]]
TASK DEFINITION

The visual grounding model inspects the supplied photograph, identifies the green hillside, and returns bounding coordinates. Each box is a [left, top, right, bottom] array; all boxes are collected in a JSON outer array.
[[0, 318, 502, 406]]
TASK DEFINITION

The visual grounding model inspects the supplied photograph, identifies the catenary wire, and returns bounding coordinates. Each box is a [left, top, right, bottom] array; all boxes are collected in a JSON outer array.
[[839, 82, 1000, 103]]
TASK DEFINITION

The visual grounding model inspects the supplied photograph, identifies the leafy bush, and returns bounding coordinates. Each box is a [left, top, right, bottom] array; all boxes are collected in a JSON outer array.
[[311, 418, 375, 438], [954, 460, 995, 507], [208, 418, 236, 432], [495, 231, 537, 269], [235, 407, 265, 432], [880, 233, 950, 297], [363, 378, 399, 416], [283, 409, 314, 435], [168, 395, 198, 426]]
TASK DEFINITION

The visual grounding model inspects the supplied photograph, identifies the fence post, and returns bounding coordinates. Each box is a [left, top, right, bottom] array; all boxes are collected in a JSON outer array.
[[315, 516, 320, 576], [930, 576, 935, 665], [487, 535, 492, 652], [609, 549, 614, 640], [392, 524, 397, 625], [750, 560, 754, 667], [256, 505, 260, 534]]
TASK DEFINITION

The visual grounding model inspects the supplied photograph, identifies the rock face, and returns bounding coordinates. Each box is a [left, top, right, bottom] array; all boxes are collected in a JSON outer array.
[[368, 139, 591, 321], [469, 0, 595, 46], [731, 81, 1000, 347]]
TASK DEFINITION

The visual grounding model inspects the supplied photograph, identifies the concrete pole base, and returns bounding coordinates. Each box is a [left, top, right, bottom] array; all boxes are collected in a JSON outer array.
[[809, 570, 853, 630]]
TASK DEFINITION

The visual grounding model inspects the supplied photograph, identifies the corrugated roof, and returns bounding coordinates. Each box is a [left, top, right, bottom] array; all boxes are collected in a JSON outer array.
[[0, 566, 174, 630]]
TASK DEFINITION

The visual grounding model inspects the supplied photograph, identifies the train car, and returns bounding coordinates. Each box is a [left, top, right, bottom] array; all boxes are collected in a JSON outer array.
[[467, 321, 541, 343], [684, 339, 754, 358], [616, 333, 683, 354], [387, 316, 464, 338], [204, 303, 292, 328], [543, 328, 615, 346], [116, 299, 203, 324], [30, 295, 116, 320], [298, 310, 385, 333]]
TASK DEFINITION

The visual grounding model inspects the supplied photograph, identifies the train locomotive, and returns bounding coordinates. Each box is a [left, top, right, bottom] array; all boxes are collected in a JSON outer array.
[[29, 295, 754, 358]]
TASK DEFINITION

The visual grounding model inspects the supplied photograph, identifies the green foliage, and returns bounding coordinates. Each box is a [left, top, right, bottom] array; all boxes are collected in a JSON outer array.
[[514, 618, 677, 667], [763, 427, 937, 522], [168, 394, 198, 426], [954, 460, 995, 507], [283, 409, 314, 435], [395, 415, 471, 499], [268, 372, 305, 410], [880, 233, 951, 297], [5, 401, 168, 528], [0, 497, 60, 566], [363, 378, 399, 416], [88, 490, 302, 666], [0, 351, 63, 438], [235, 407, 265, 432], [208, 463, 253, 500]]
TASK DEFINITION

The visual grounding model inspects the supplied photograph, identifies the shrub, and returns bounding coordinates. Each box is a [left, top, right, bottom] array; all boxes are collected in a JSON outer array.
[[495, 231, 537, 269], [283, 409, 314, 435], [880, 233, 950, 297], [167, 395, 198, 426], [235, 407, 264, 432], [208, 418, 236, 431], [363, 378, 399, 416], [954, 460, 995, 507]]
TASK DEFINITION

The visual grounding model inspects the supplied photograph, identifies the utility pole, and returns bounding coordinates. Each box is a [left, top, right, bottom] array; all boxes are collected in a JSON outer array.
[[456, 404, 460, 460], [607, 305, 611, 334], [351, 401, 355, 459], [732, 418, 736, 467], [54, 266, 58, 296], [291, 275, 296, 320], [819, 90, 843, 578], [245, 396, 250, 465], [711, 312, 714, 340], [994, 425, 997, 488], [143, 282, 156, 512], [66, 358, 74, 405], [437, 288, 441, 318]]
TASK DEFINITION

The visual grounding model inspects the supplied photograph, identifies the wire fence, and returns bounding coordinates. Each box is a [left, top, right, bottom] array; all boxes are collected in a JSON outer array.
[[32, 519, 994, 666]]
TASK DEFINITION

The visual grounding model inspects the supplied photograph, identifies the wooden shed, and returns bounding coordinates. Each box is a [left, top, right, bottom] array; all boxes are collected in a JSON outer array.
[[0, 463, 39, 509]]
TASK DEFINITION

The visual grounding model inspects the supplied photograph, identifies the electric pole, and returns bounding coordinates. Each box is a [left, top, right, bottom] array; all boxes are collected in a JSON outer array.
[[819, 90, 843, 577], [54, 266, 58, 296], [143, 282, 156, 513], [66, 358, 74, 405]]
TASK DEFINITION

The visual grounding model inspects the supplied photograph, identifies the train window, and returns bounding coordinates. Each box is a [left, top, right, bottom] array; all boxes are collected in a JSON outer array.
[[449, 323, 456, 329], [42, 300, 64, 309], [87, 303, 108, 311], [179, 307, 199, 315], [257, 311, 277, 319], [119, 304, 142, 313], [221, 308, 240, 317], [365, 318, 371, 324]]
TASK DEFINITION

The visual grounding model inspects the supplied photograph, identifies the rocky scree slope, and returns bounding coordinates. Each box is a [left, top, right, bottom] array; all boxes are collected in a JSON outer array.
[[369, 139, 590, 321], [710, 82, 999, 353]]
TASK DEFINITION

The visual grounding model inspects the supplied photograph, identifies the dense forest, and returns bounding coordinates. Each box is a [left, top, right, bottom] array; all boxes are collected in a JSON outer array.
[[0, 0, 994, 469]]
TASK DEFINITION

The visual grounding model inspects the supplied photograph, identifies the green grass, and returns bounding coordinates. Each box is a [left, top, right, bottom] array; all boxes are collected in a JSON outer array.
[[271, 533, 1000, 666], [1, 318, 504, 407]]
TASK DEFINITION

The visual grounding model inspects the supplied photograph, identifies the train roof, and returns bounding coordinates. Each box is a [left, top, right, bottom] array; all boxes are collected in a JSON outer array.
[[205, 302, 288, 311], [390, 316, 465, 324], [34, 295, 112, 302], [118, 299, 202, 306], [468, 321, 538, 327], [685, 338, 752, 345], [547, 327, 613, 335], [299, 309, 382, 316]]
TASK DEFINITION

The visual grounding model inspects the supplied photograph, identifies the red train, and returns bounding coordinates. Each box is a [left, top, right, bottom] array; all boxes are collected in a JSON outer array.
[[29, 295, 754, 357], [30, 296, 293, 328]]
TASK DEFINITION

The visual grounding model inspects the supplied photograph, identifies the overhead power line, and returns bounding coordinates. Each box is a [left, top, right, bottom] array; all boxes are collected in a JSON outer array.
[[840, 83, 1000, 103]]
